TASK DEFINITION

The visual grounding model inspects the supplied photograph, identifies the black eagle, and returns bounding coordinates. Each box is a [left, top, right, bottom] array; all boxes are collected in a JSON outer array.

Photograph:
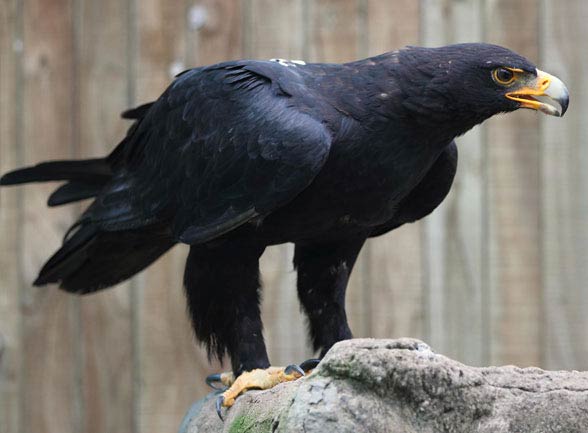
[[0, 43, 569, 415]]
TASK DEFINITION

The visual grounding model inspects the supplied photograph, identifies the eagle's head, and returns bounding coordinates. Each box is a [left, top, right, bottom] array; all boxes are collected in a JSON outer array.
[[394, 43, 569, 138]]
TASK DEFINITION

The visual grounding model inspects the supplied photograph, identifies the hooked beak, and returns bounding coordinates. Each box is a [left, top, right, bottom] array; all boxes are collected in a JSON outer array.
[[506, 69, 569, 117]]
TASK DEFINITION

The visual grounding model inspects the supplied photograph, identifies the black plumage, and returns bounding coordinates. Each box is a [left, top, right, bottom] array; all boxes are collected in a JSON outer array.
[[0, 43, 569, 378]]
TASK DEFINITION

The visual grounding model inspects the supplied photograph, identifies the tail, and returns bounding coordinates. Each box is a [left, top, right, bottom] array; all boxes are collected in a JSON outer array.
[[1, 156, 175, 293], [35, 223, 175, 294], [1, 101, 173, 293]]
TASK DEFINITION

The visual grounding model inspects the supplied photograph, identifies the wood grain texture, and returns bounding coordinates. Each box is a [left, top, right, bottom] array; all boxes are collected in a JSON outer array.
[[308, 0, 359, 64], [76, 0, 134, 431], [364, 0, 425, 342], [186, 0, 243, 66], [421, 0, 487, 366], [245, 0, 306, 60], [485, 0, 542, 367], [0, 1, 21, 432], [19, 1, 80, 432], [541, 0, 588, 370]]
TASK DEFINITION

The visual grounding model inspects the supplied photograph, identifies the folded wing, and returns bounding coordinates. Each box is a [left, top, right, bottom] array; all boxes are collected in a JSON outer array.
[[85, 61, 333, 244]]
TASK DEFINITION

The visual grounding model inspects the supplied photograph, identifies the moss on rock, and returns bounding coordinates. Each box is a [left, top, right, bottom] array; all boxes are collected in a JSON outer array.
[[228, 414, 272, 433]]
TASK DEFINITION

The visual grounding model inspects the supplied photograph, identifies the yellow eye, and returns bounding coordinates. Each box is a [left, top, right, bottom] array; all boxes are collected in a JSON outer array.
[[493, 67, 516, 85]]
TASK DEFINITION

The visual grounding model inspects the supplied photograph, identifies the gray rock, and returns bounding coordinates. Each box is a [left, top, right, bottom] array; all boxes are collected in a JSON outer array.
[[180, 338, 588, 433]]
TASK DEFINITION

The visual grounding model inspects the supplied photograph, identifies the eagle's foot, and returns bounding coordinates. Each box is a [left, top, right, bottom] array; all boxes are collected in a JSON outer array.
[[211, 361, 320, 420]]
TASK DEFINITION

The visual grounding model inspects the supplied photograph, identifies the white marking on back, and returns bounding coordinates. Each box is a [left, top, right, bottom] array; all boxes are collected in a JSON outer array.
[[270, 58, 306, 67]]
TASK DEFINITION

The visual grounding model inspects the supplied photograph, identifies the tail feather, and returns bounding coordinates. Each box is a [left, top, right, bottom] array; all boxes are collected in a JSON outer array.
[[35, 223, 175, 294], [34, 224, 98, 286], [48, 181, 104, 207], [0, 158, 111, 185]]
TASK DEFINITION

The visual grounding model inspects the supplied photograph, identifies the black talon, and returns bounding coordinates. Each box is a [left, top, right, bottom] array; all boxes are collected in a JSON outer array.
[[284, 364, 305, 377], [215, 395, 224, 421], [206, 373, 226, 390], [299, 358, 321, 372]]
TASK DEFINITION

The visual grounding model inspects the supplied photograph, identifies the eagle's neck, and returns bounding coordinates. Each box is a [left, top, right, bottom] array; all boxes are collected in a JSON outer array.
[[348, 50, 492, 145]]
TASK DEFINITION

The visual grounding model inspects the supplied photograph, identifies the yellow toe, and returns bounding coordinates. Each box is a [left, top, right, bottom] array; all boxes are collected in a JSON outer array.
[[221, 366, 304, 408]]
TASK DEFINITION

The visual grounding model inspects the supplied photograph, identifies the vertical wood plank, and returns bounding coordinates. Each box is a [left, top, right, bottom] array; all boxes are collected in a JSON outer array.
[[541, 0, 588, 370], [420, 0, 487, 366], [75, 0, 134, 431], [19, 1, 81, 433], [245, 0, 305, 60], [484, 0, 542, 366], [0, 1, 22, 432], [137, 247, 199, 433], [364, 1, 425, 342], [186, 0, 243, 66], [308, 0, 360, 64]]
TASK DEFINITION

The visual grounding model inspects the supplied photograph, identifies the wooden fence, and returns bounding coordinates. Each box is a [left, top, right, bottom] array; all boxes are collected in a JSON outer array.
[[1, 0, 587, 432]]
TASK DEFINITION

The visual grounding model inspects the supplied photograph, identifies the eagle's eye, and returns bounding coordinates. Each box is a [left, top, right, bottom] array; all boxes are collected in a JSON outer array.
[[492, 67, 516, 85]]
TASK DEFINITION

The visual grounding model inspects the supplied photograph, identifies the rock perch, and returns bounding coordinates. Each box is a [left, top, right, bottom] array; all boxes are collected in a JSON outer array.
[[179, 338, 588, 433]]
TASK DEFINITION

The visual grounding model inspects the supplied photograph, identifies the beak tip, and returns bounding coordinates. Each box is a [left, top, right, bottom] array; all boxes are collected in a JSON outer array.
[[560, 95, 570, 117]]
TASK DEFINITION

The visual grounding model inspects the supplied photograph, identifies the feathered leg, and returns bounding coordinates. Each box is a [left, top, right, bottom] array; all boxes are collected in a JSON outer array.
[[184, 241, 269, 374], [294, 237, 367, 357]]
